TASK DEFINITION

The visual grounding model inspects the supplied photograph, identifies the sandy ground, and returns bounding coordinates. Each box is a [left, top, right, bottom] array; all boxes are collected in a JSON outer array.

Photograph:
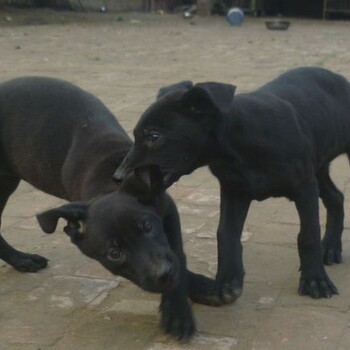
[[1, 7, 350, 350]]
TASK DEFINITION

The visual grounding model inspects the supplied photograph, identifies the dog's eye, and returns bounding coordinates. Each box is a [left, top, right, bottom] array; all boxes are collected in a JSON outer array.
[[143, 222, 153, 233], [145, 131, 161, 145], [138, 221, 153, 234], [107, 247, 124, 263]]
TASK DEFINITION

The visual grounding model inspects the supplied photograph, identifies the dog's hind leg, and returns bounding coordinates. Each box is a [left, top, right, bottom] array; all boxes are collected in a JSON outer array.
[[317, 166, 344, 265], [0, 176, 48, 272]]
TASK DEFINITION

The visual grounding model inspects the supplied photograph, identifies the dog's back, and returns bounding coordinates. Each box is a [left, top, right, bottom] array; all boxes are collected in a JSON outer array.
[[0, 77, 131, 199], [233, 67, 350, 169], [257, 67, 350, 132]]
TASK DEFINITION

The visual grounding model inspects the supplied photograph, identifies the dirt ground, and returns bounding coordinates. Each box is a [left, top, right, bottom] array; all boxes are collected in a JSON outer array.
[[1, 7, 350, 350]]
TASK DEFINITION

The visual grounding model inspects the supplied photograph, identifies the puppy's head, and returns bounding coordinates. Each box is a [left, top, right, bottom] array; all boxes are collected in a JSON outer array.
[[37, 167, 178, 293], [114, 81, 236, 188]]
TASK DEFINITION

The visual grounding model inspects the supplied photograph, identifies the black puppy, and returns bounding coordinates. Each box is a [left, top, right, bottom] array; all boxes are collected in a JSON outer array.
[[0, 76, 204, 339], [114, 67, 350, 304]]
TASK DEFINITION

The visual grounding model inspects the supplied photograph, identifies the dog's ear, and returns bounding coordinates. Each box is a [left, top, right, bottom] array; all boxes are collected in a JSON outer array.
[[157, 80, 193, 99], [119, 165, 164, 205], [182, 82, 236, 115], [36, 202, 88, 244]]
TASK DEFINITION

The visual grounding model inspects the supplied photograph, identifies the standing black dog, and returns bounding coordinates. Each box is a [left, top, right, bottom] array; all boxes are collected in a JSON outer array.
[[0, 76, 209, 339], [114, 67, 350, 305]]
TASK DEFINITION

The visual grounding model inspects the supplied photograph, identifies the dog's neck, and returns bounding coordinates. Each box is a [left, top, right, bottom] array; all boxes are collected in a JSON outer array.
[[64, 132, 132, 201], [198, 120, 226, 167], [79, 150, 128, 201]]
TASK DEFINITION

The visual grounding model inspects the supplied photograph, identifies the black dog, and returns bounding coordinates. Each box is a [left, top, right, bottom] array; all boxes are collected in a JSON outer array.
[[114, 67, 350, 304], [0, 76, 209, 339]]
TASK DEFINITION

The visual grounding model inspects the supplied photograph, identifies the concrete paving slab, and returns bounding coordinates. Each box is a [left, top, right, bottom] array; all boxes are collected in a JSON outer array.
[[1, 9, 350, 350]]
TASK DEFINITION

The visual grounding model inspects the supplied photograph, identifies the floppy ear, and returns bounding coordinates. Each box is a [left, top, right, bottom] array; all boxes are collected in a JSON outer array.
[[157, 80, 193, 99], [36, 202, 88, 243], [182, 82, 236, 115], [119, 165, 164, 205]]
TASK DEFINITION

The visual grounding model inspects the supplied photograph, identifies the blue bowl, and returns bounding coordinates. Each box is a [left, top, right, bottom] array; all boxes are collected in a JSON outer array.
[[227, 8, 244, 26]]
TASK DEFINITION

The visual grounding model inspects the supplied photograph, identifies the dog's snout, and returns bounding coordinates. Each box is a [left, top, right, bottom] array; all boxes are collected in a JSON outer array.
[[156, 261, 175, 286], [113, 168, 126, 183], [113, 148, 135, 183], [113, 161, 130, 183]]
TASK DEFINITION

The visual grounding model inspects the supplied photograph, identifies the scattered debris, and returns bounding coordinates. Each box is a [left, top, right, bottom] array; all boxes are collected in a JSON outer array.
[[183, 10, 193, 19], [183, 5, 196, 19], [259, 296, 274, 305], [241, 230, 253, 242], [130, 19, 141, 24]]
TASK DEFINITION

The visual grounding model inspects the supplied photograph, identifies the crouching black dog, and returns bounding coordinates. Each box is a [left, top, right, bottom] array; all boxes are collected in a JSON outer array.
[[0, 76, 206, 339], [115, 67, 350, 304]]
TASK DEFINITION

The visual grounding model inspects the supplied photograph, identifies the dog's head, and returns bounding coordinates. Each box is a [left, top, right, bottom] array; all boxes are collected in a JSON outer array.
[[37, 167, 179, 293], [113, 81, 236, 188]]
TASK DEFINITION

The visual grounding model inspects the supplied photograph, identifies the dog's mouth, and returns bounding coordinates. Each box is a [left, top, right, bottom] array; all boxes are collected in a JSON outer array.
[[162, 171, 180, 189], [140, 269, 179, 293]]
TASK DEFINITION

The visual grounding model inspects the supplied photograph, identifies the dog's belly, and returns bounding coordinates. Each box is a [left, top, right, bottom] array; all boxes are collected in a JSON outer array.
[[0, 142, 69, 199], [210, 161, 307, 201], [14, 164, 68, 200]]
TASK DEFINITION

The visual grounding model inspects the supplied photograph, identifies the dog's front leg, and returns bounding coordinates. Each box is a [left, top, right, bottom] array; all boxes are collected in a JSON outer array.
[[160, 263, 195, 340], [160, 200, 195, 339], [213, 190, 251, 305], [194, 188, 250, 306], [294, 180, 338, 298]]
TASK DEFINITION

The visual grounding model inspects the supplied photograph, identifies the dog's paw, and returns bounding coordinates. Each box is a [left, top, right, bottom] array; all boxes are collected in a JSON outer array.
[[160, 298, 195, 340], [10, 253, 49, 272], [206, 280, 243, 306], [322, 239, 342, 265], [298, 271, 338, 299], [188, 272, 242, 306], [219, 280, 243, 304]]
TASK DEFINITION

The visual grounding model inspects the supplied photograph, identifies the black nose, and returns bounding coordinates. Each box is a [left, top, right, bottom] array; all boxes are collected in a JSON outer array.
[[113, 167, 127, 184], [156, 261, 175, 286]]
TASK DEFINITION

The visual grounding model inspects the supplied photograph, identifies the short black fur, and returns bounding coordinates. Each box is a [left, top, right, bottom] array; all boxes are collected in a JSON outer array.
[[115, 67, 350, 303], [0, 77, 209, 339]]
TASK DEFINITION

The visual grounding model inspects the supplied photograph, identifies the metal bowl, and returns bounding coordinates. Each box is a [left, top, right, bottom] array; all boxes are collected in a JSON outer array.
[[265, 20, 290, 30]]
